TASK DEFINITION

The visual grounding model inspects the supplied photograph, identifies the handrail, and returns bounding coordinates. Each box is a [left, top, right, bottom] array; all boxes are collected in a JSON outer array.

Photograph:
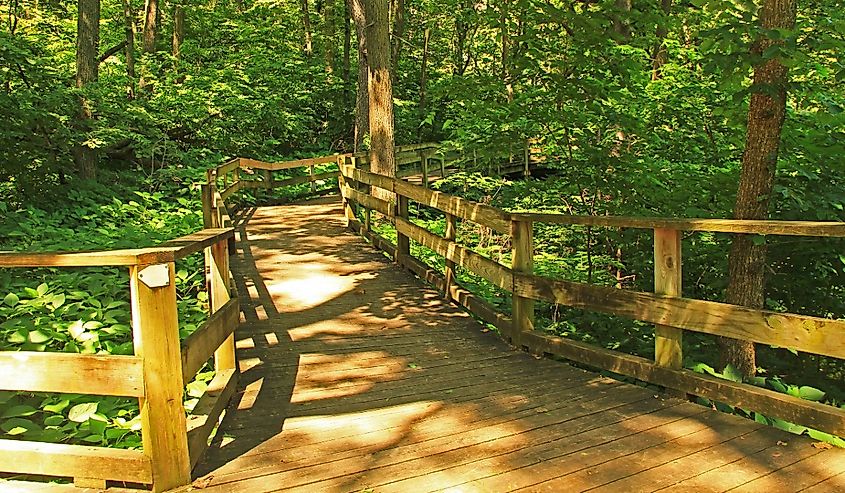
[[337, 164, 845, 440]]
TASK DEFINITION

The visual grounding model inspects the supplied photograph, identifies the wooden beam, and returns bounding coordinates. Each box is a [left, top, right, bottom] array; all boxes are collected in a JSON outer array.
[[393, 179, 511, 234], [161, 228, 235, 260], [510, 213, 845, 237], [220, 180, 241, 201], [0, 439, 152, 484], [513, 273, 845, 360], [521, 331, 845, 437], [240, 155, 340, 171], [210, 239, 235, 374], [187, 368, 238, 468], [0, 352, 144, 397], [394, 217, 512, 291], [511, 218, 534, 347], [444, 213, 457, 302], [214, 158, 241, 176], [130, 262, 191, 491], [654, 228, 682, 369], [397, 195, 411, 263], [180, 298, 240, 384], [341, 185, 394, 217]]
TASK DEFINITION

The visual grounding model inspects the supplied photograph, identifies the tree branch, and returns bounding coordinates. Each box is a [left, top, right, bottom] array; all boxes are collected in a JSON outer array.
[[99, 41, 127, 65]]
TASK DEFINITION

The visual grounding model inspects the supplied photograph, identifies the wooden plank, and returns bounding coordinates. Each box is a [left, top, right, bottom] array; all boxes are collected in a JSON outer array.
[[340, 164, 396, 192], [511, 218, 534, 346], [240, 155, 339, 171], [161, 228, 234, 260], [394, 179, 511, 234], [396, 195, 410, 261], [514, 273, 845, 360], [521, 331, 845, 437], [511, 213, 845, 237], [0, 439, 152, 484], [181, 298, 240, 384], [0, 248, 168, 267], [394, 142, 439, 153], [210, 239, 236, 374], [271, 170, 341, 189], [654, 228, 682, 369], [394, 217, 512, 290], [0, 352, 144, 397], [215, 158, 241, 176], [130, 262, 191, 491], [444, 213, 457, 302], [342, 185, 393, 217], [187, 368, 239, 468], [220, 180, 241, 201]]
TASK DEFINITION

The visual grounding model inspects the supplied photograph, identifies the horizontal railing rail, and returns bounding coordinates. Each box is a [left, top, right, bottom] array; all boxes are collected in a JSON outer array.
[[337, 164, 845, 440]]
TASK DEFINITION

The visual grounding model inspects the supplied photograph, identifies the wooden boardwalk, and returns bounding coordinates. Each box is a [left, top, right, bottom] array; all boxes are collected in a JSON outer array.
[[191, 196, 845, 493]]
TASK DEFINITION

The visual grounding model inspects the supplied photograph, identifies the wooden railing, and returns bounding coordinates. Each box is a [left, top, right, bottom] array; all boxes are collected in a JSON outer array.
[[338, 163, 845, 439], [0, 226, 237, 491]]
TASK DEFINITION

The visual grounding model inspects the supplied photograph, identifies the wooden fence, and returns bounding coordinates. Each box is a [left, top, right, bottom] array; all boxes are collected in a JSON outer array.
[[337, 163, 845, 439]]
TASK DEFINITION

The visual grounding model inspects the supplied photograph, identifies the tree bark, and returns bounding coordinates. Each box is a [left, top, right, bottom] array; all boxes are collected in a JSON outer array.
[[302, 0, 314, 56], [419, 27, 430, 116], [343, 0, 351, 103], [651, 0, 672, 80], [365, 0, 396, 196], [350, 0, 368, 151], [390, 0, 404, 87], [324, 0, 335, 72], [172, 6, 185, 61], [143, 0, 158, 53], [75, 0, 100, 180], [612, 0, 632, 42], [718, 0, 797, 379], [501, 0, 512, 102], [122, 0, 135, 98]]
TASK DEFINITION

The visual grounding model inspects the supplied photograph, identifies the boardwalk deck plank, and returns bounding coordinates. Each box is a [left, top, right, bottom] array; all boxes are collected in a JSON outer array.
[[190, 196, 845, 493]]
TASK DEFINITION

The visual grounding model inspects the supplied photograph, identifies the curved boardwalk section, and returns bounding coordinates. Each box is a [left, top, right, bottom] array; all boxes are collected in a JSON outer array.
[[193, 196, 845, 493]]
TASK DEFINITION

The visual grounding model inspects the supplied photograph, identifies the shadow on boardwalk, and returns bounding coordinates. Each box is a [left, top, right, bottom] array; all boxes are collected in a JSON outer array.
[[193, 196, 845, 493]]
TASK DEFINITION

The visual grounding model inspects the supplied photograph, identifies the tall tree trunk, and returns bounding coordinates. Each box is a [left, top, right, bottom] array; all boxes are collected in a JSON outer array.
[[123, 0, 136, 99], [612, 0, 632, 42], [172, 6, 184, 61], [365, 0, 396, 191], [75, 0, 99, 180], [390, 0, 404, 86], [718, 0, 797, 379], [302, 0, 314, 56], [651, 0, 672, 80], [419, 27, 430, 119], [454, 1, 470, 75], [324, 0, 335, 72], [501, 0, 512, 102], [143, 0, 157, 52], [343, 0, 352, 141], [350, 0, 368, 151]]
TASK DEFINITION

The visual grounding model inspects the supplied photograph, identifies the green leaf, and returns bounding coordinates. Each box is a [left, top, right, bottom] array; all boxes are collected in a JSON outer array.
[[798, 386, 826, 402], [68, 402, 99, 423], [36, 283, 49, 296], [722, 364, 743, 383], [1, 404, 38, 418], [28, 329, 52, 344], [43, 399, 70, 413], [3, 293, 19, 307]]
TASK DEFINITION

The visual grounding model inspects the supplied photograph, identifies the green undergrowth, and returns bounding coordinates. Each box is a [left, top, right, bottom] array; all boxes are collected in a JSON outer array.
[[0, 166, 212, 451]]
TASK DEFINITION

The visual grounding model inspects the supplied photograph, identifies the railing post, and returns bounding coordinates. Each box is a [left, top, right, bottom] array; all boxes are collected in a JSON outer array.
[[309, 164, 316, 193], [210, 239, 235, 371], [338, 157, 356, 226], [444, 212, 457, 302], [511, 218, 535, 348], [439, 156, 446, 178], [421, 151, 429, 188], [130, 262, 191, 492], [263, 169, 272, 199], [396, 194, 410, 264], [654, 228, 683, 369], [201, 183, 213, 229]]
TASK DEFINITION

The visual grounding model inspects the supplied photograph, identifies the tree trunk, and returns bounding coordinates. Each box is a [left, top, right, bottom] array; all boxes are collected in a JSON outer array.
[[718, 0, 797, 379], [501, 0, 512, 102], [143, 0, 157, 53], [324, 0, 335, 72], [172, 6, 184, 61], [75, 0, 100, 180], [365, 0, 396, 195], [123, 0, 136, 99], [651, 0, 672, 80], [390, 0, 404, 87], [419, 27, 430, 117], [302, 0, 314, 56], [350, 0, 368, 151], [612, 0, 632, 42], [454, 2, 470, 75]]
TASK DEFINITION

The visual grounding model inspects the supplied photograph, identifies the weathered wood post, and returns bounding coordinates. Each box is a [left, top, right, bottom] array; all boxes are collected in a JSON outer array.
[[130, 262, 191, 492], [338, 156, 356, 227], [421, 150, 429, 188], [210, 239, 235, 371], [309, 164, 316, 193], [511, 217, 535, 348], [201, 183, 214, 229], [439, 155, 446, 179], [396, 194, 410, 264], [263, 169, 272, 200], [654, 228, 682, 369], [444, 212, 457, 302]]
